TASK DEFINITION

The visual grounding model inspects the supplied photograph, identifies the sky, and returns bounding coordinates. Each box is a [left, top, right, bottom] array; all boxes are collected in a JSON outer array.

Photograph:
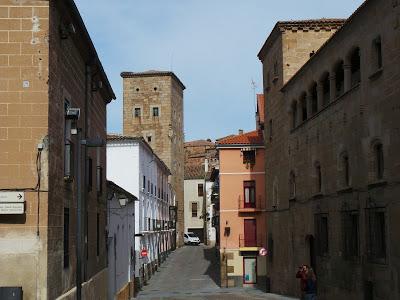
[[74, 0, 364, 141]]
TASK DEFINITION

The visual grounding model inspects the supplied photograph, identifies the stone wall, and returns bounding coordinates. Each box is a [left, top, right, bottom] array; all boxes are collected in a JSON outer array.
[[259, 1, 400, 299]]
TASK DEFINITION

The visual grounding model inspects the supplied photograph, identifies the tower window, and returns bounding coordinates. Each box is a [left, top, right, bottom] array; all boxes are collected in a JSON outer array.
[[152, 107, 159, 117], [134, 107, 141, 117]]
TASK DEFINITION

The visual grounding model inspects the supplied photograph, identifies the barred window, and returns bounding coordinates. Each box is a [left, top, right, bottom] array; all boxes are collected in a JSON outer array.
[[191, 202, 198, 217], [367, 208, 386, 261], [342, 211, 359, 259]]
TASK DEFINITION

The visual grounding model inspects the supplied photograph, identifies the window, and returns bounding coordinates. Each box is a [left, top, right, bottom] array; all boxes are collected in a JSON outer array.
[[64, 100, 73, 179], [367, 209, 386, 260], [242, 150, 255, 165], [143, 175, 146, 189], [342, 153, 350, 187], [147, 180, 150, 193], [152, 107, 159, 117], [63, 207, 69, 268], [374, 143, 384, 180], [350, 47, 361, 86], [96, 166, 103, 194], [198, 184, 204, 197], [191, 202, 198, 217], [300, 93, 307, 121], [151, 183, 153, 195], [134, 107, 141, 118], [335, 61, 345, 97], [315, 214, 329, 256], [88, 157, 93, 192], [321, 73, 330, 106], [289, 171, 296, 199], [315, 162, 322, 193], [310, 83, 318, 114], [96, 213, 100, 256], [342, 211, 359, 259], [244, 181, 256, 208], [372, 36, 382, 70], [291, 101, 297, 129]]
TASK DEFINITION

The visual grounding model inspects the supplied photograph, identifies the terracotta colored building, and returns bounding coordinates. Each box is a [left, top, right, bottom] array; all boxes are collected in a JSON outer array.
[[217, 129, 267, 289]]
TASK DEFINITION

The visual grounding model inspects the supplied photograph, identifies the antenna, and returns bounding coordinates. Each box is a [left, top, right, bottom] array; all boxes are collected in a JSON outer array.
[[251, 79, 257, 115]]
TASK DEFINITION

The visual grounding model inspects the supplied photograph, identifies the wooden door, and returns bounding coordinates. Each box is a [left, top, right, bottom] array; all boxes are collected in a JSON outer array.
[[244, 219, 257, 247]]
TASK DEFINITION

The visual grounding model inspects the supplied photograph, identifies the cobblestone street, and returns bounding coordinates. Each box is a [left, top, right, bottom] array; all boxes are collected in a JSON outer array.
[[136, 245, 297, 300]]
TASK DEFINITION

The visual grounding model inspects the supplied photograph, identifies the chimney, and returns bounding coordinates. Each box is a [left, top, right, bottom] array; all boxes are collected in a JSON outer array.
[[238, 129, 244, 135], [204, 158, 209, 173]]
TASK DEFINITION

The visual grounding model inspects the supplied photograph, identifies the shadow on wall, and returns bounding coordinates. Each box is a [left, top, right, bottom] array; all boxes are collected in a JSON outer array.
[[203, 247, 221, 287]]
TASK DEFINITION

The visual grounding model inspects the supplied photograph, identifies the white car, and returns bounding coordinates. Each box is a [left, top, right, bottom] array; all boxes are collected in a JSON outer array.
[[184, 232, 200, 245]]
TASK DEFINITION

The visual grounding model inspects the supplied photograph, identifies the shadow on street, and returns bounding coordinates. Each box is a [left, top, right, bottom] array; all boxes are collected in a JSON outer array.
[[203, 246, 221, 287]]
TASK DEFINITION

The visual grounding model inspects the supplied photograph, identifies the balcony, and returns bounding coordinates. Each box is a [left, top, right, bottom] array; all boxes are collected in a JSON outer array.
[[239, 234, 263, 252], [238, 195, 264, 213]]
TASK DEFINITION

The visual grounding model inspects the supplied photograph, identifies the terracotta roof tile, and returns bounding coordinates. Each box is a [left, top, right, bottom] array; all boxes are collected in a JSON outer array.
[[184, 140, 215, 147], [217, 130, 264, 146], [184, 165, 205, 180]]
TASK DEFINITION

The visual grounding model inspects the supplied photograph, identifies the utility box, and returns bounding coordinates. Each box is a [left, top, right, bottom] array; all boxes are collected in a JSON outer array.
[[0, 287, 23, 300]]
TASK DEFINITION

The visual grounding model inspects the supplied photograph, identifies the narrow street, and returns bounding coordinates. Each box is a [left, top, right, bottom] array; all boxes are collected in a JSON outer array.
[[136, 245, 297, 300]]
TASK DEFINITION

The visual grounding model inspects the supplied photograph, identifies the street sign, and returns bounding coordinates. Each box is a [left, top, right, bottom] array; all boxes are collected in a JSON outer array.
[[259, 247, 268, 256], [0, 192, 24, 203], [141, 249, 148, 257], [0, 203, 24, 214]]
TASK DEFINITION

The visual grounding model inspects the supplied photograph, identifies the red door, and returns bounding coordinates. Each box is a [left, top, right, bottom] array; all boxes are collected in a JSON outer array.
[[244, 219, 257, 247]]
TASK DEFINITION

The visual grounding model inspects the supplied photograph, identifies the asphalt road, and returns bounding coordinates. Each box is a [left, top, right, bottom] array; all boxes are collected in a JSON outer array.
[[136, 245, 298, 300]]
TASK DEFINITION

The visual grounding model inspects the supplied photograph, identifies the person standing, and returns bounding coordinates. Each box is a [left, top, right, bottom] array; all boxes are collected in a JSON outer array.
[[296, 265, 309, 300], [304, 267, 317, 300]]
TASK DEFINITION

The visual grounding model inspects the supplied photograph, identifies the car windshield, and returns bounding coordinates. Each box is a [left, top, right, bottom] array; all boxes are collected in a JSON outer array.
[[188, 233, 197, 238]]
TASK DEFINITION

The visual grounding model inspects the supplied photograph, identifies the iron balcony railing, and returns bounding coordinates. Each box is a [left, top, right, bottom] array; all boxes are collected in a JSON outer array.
[[238, 195, 265, 211], [239, 234, 264, 248]]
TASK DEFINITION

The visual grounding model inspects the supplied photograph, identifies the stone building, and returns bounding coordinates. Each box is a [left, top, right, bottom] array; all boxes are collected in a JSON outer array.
[[258, 1, 400, 299], [121, 71, 185, 246], [0, 1, 115, 299]]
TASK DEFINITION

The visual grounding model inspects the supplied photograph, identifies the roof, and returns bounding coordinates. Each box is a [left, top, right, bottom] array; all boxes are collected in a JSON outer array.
[[281, 0, 370, 91], [107, 134, 171, 175], [184, 165, 205, 180], [257, 19, 346, 61], [61, 0, 116, 102], [216, 130, 264, 147], [107, 180, 138, 201], [184, 140, 215, 147], [120, 70, 186, 90], [256, 94, 265, 125]]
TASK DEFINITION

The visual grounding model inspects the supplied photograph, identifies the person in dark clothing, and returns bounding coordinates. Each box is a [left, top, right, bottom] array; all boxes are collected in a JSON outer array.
[[304, 267, 317, 300], [296, 265, 309, 300]]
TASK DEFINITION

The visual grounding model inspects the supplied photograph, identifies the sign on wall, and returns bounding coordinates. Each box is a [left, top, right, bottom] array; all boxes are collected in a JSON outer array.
[[0, 192, 25, 214]]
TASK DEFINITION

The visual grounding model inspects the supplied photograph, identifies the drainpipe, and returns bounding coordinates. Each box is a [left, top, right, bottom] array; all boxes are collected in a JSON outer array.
[[83, 63, 91, 280]]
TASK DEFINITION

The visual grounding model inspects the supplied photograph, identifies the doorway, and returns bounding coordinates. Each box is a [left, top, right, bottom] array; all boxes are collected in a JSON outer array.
[[244, 219, 257, 247], [306, 234, 316, 273], [243, 257, 257, 284]]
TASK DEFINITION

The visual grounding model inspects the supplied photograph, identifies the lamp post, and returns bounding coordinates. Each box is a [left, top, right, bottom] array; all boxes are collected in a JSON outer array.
[[68, 107, 105, 300]]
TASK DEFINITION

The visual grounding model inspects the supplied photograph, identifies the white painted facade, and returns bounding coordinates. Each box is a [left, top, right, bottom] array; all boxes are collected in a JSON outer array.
[[107, 182, 136, 300], [107, 136, 176, 287], [184, 179, 204, 239], [205, 180, 216, 246]]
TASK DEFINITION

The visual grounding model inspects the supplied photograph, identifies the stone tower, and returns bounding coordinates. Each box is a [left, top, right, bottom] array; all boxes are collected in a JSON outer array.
[[121, 71, 185, 246]]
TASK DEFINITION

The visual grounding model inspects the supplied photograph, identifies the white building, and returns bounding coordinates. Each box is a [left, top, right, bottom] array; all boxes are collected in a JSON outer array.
[[107, 181, 137, 300], [107, 135, 176, 289]]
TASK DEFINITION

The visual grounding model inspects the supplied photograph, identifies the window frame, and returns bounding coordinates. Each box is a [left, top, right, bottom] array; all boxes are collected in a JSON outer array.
[[315, 213, 329, 257], [197, 183, 204, 197], [191, 202, 198, 218], [243, 180, 256, 207]]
